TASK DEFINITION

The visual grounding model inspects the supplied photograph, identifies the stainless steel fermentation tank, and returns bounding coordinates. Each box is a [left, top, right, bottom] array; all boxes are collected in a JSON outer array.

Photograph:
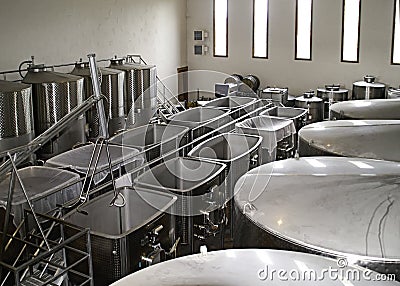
[[234, 158, 400, 281], [0, 80, 34, 153], [298, 120, 400, 162], [71, 62, 125, 139], [135, 157, 227, 257], [261, 87, 289, 106], [317, 84, 348, 120], [63, 187, 177, 286], [352, 75, 386, 100], [295, 91, 324, 124], [22, 65, 86, 159], [109, 58, 157, 128]]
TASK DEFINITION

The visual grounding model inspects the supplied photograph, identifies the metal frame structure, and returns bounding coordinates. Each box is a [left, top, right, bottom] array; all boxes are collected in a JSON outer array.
[[0, 210, 93, 286], [0, 53, 276, 284]]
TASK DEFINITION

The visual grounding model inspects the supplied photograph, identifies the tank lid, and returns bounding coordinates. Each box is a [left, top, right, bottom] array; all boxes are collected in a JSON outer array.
[[353, 80, 385, 88], [303, 90, 315, 98], [74, 61, 89, 69], [23, 70, 83, 84], [364, 75, 375, 83], [0, 80, 31, 93], [296, 91, 322, 102], [71, 64, 124, 77], [324, 84, 341, 91], [27, 64, 47, 73], [110, 58, 125, 65]]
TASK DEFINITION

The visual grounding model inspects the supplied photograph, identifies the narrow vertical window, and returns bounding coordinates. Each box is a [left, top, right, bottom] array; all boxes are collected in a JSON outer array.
[[253, 0, 269, 58], [295, 0, 313, 60], [392, 0, 400, 64], [341, 0, 361, 62], [214, 0, 228, 57]]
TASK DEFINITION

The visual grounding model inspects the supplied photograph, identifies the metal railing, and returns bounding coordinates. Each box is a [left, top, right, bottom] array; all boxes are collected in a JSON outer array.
[[125, 54, 185, 115], [0, 54, 273, 284], [71, 98, 275, 197], [0, 210, 93, 286]]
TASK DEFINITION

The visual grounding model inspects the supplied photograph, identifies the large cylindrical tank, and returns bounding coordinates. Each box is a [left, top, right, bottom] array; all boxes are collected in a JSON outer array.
[[295, 91, 324, 124], [109, 58, 157, 128], [22, 65, 86, 159], [317, 84, 349, 120], [71, 62, 125, 139], [0, 80, 35, 153], [352, 75, 386, 100]]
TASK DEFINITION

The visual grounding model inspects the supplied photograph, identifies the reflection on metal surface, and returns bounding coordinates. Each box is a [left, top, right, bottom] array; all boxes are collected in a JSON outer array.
[[134, 157, 226, 256], [331, 99, 400, 120], [71, 62, 125, 139], [0, 80, 34, 154], [234, 157, 400, 279], [352, 76, 386, 100], [299, 120, 400, 162], [109, 58, 157, 129], [63, 187, 176, 286], [22, 67, 86, 158], [111, 249, 398, 285]]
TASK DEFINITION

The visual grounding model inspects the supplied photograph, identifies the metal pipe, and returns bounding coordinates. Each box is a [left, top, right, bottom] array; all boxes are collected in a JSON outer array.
[[0, 57, 113, 76], [0, 156, 16, 280], [0, 96, 97, 178], [8, 153, 51, 250], [85, 99, 271, 197], [88, 54, 108, 138]]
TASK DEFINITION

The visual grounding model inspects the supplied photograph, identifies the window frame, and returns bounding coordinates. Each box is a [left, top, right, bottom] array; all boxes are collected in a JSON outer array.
[[341, 0, 362, 63], [295, 0, 313, 61], [213, 0, 229, 58], [252, 0, 269, 59], [391, 0, 400, 65]]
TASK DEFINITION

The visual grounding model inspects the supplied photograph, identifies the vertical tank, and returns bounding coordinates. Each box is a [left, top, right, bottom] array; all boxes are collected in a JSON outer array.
[[22, 65, 86, 159], [109, 58, 157, 128], [0, 80, 34, 153], [317, 84, 349, 120], [352, 75, 386, 100], [71, 62, 125, 139], [295, 91, 324, 124]]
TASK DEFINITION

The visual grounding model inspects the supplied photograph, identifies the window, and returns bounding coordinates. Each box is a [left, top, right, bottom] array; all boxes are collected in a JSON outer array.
[[341, 0, 361, 62], [295, 0, 313, 60], [253, 0, 269, 58], [214, 0, 228, 57], [392, 0, 400, 64]]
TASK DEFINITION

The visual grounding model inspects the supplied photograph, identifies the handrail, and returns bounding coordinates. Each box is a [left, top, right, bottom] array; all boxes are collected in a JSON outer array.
[[127, 54, 186, 112]]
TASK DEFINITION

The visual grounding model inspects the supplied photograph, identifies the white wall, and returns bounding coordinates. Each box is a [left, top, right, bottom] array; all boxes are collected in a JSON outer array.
[[187, 0, 399, 95], [0, 0, 187, 81]]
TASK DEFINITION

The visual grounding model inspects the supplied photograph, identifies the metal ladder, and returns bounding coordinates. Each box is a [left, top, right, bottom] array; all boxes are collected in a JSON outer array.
[[125, 55, 185, 121]]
